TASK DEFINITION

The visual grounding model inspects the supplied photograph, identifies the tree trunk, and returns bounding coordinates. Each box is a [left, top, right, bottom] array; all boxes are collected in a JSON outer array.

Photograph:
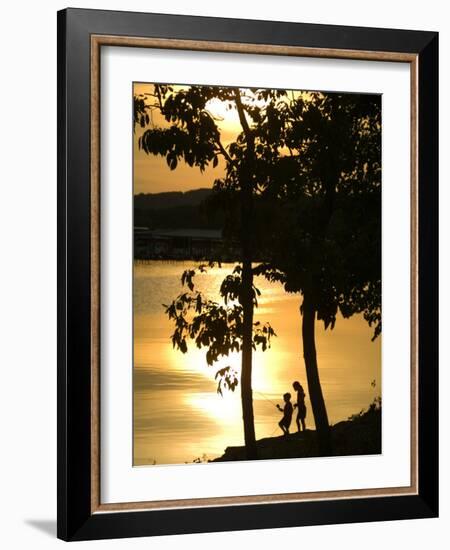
[[301, 293, 332, 456], [234, 88, 257, 460], [241, 255, 257, 460], [239, 168, 256, 460]]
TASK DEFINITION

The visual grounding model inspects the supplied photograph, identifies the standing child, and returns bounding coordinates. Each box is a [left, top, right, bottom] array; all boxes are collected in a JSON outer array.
[[293, 381, 307, 432], [276, 393, 293, 436]]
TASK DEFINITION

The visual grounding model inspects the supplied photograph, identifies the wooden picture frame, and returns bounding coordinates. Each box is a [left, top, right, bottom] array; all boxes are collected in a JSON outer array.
[[57, 8, 438, 541]]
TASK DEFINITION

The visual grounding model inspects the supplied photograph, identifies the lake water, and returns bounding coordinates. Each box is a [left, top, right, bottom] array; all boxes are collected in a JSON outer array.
[[133, 261, 381, 466]]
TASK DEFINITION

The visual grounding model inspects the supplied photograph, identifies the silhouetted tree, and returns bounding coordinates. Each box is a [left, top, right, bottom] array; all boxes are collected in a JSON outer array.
[[135, 85, 283, 459], [252, 92, 381, 454]]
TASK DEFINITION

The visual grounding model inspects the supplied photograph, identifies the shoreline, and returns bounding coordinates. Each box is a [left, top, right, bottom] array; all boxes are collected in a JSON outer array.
[[212, 405, 381, 462]]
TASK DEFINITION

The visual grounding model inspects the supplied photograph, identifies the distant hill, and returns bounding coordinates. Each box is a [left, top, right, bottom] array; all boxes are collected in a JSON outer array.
[[134, 188, 223, 230], [134, 188, 212, 210]]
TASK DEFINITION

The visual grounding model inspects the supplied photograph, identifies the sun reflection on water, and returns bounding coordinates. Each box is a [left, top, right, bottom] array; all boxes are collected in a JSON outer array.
[[133, 261, 381, 466]]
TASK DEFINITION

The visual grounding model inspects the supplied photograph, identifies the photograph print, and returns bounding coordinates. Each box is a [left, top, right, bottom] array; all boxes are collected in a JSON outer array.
[[133, 83, 382, 466]]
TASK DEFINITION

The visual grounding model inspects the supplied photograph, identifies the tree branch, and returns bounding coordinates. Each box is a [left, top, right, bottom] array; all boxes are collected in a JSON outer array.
[[233, 88, 253, 144], [201, 110, 234, 165], [154, 85, 165, 116], [215, 139, 233, 164]]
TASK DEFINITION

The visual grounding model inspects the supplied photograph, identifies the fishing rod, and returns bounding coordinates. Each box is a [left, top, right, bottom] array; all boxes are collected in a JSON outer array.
[[268, 424, 281, 437], [254, 390, 279, 408], [253, 390, 285, 438]]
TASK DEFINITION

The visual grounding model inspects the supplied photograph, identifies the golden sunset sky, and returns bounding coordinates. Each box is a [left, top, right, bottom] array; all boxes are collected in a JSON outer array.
[[133, 82, 236, 194]]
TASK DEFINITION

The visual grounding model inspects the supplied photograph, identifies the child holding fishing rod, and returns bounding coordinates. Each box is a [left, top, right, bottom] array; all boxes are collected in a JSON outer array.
[[256, 382, 306, 437], [276, 393, 293, 436]]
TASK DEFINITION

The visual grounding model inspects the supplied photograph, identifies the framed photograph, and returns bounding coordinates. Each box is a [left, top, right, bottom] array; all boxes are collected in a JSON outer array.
[[57, 8, 438, 541]]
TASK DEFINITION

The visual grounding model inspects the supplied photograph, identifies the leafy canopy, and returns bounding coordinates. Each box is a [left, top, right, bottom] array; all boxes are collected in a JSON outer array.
[[164, 263, 276, 395]]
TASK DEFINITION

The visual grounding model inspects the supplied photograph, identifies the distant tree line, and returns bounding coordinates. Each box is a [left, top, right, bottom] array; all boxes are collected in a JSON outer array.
[[134, 189, 222, 230]]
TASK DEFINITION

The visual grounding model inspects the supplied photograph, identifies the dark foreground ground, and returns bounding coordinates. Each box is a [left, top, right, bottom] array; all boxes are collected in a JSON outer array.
[[212, 405, 381, 462]]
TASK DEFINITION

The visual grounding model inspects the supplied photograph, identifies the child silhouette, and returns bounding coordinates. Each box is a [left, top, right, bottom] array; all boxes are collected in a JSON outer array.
[[293, 381, 307, 432], [277, 393, 293, 436]]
